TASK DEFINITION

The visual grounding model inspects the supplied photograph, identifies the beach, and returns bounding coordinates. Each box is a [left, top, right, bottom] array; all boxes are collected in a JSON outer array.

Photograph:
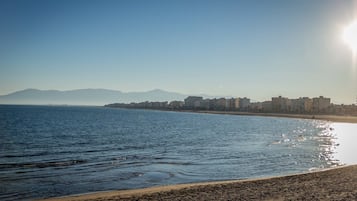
[[42, 165, 357, 201], [38, 111, 357, 201], [193, 110, 357, 123]]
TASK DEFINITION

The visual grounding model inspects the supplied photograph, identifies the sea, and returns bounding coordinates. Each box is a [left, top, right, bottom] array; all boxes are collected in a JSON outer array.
[[0, 105, 356, 200]]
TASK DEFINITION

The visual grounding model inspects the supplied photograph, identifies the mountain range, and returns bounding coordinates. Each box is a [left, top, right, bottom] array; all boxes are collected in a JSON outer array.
[[0, 88, 190, 106]]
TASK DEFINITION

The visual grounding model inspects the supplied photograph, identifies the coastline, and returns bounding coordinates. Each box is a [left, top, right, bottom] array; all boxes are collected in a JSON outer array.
[[110, 107, 357, 123], [192, 110, 357, 123], [39, 108, 357, 201], [41, 165, 357, 201]]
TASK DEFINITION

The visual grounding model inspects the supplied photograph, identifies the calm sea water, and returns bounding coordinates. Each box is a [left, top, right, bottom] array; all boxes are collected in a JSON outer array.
[[0, 105, 355, 200]]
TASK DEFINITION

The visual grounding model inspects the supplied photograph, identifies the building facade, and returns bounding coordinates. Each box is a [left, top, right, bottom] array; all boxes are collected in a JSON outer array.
[[312, 96, 331, 113], [184, 96, 203, 109]]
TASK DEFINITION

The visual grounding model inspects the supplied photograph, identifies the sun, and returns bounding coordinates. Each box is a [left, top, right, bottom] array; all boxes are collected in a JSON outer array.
[[343, 20, 357, 52]]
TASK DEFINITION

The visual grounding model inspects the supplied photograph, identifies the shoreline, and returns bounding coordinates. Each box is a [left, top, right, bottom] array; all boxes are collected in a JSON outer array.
[[192, 110, 357, 123], [39, 108, 357, 200], [42, 165, 357, 201], [3, 105, 357, 123], [109, 107, 357, 123]]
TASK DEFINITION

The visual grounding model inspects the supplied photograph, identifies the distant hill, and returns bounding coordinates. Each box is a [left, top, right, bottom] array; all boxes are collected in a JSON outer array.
[[0, 88, 188, 106]]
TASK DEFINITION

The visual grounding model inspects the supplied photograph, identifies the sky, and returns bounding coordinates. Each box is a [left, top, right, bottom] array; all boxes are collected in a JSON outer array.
[[1, 0, 357, 104]]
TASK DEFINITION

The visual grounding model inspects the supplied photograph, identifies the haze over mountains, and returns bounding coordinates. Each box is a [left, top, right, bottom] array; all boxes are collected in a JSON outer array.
[[0, 89, 190, 106]]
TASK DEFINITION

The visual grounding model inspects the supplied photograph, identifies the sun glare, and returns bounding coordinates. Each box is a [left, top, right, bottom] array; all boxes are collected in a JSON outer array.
[[343, 20, 357, 53]]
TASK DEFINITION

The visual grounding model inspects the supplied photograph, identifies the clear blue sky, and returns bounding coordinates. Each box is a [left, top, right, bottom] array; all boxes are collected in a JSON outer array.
[[1, 0, 357, 103]]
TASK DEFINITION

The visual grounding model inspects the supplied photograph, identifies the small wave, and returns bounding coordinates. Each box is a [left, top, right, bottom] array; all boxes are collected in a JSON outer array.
[[142, 171, 174, 182], [308, 166, 325, 172], [0, 191, 32, 201], [0, 159, 87, 170], [1, 151, 50, 158], [155, 161, 195, 166], [109, 155, 196, 167]]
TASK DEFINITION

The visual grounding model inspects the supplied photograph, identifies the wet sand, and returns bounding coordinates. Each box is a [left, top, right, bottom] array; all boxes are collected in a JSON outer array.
[[43, 165, 357, 201]]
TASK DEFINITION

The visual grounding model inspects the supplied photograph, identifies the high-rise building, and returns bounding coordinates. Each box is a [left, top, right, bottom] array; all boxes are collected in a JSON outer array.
[[272, 96, 289, 112], [184, 96, 203, 109], [239, 97, 250, 110], [312, 96, 331, 113]]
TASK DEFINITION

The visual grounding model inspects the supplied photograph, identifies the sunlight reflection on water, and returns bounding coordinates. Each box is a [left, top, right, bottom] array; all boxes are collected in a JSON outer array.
[[0, 105, 356, 200], [331, 122, 357, 165]]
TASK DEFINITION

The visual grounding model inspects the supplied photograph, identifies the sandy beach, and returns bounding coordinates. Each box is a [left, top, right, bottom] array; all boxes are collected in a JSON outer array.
[[42, 165, 357, 201], [192, 110, 357, 123]]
